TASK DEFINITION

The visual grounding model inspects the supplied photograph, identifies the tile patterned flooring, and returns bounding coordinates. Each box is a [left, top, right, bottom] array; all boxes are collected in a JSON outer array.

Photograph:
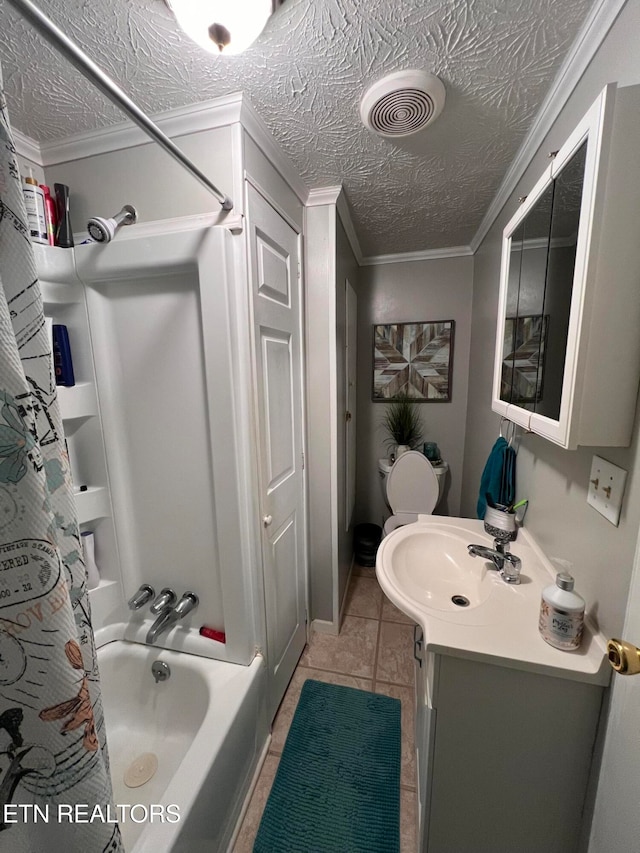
[[233, 564, 418, 852]]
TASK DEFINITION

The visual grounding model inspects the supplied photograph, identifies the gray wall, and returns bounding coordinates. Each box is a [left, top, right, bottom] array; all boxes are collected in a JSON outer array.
[[305, 204, 334, 623], [355, 255, 474, 528], [461, 0, 640, 642], [336, 216, 359, 610], [305, 203, 360, 626]]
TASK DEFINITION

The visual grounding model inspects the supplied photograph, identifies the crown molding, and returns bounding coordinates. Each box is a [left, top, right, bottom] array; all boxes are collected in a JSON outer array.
[[305, 185, 364, 265], [12, 89, 308, 206], [34, 93, 244, 166], [237, 96, 308, 204], [12, 129, 43, 166], [306, 186, 342, 207], [470, 0, 627, 253], [361, 245, 473, 266]]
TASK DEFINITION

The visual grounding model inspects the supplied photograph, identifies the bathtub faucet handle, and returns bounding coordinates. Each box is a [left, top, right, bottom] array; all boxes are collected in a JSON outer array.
[[174, 592, 199, 618], [145, 591, 199, 644], [128, 584, 155, 610], [150, 588, 177, 614]]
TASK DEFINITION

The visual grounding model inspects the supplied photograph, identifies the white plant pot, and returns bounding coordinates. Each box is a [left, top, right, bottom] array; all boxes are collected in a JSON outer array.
[[396, 444, 411, 457]]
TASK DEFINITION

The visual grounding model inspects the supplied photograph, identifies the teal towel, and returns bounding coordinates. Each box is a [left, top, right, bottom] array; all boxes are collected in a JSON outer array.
[[477, 437, 516, 519]]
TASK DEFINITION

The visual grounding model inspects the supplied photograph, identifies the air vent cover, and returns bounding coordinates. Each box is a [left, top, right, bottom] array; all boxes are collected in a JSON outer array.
[[360, 70, 446, 138]]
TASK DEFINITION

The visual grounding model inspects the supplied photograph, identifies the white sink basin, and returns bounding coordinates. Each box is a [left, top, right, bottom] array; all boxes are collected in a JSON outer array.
[[388, 527, 494, 611], [375, 515, 610, 685]]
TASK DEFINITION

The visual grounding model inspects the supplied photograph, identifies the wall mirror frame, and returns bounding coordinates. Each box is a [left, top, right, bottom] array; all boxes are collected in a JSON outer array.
[[492, 82, 640, 449]]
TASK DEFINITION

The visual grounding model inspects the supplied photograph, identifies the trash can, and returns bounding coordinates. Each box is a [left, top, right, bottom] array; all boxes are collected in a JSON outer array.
[[353, 523, 383, 568]]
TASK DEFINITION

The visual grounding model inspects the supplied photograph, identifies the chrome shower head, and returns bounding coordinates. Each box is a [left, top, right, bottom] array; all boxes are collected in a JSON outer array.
[[87, 204, 138, 243]]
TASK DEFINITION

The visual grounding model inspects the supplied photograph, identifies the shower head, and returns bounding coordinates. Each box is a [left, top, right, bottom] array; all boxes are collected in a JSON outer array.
[[87, 204, 138, 243]]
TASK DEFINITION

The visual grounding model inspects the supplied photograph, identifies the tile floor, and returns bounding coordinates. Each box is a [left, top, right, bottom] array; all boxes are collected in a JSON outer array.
[[233, 563, 418, 853]]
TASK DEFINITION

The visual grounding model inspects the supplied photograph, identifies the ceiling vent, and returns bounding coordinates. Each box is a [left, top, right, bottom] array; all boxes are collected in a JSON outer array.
[[360, 70, 446, 138]]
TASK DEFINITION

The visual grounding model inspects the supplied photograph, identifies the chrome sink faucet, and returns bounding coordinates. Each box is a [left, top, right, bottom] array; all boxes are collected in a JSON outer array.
[[467, 542, 522, 585], [146, 592, 199, 644]]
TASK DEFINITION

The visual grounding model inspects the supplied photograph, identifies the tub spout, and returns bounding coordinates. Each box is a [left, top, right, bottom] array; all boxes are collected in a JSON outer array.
[[145, 592, 199, 644]]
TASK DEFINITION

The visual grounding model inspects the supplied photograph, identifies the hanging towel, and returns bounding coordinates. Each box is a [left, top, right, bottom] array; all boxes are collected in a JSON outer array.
[[477, 437, 517, 519]]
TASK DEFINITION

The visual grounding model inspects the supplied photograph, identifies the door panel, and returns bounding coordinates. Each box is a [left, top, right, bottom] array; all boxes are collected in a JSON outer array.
[[247, 184, 306, 722], [262, 331, 294, 488], [256, 230, 290, 305]]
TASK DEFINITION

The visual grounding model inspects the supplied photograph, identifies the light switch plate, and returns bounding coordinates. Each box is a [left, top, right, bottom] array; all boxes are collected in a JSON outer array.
[[587, 455, 627, 526]]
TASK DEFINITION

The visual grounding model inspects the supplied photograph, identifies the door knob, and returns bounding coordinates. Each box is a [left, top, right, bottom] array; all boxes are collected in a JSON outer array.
[[263, 515, 273, 527], [607, 638, 640, 675]]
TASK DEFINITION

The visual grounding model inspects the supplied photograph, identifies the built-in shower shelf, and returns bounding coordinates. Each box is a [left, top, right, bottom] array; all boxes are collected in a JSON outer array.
[[89, 579, 121, 634], [74, 486, 110, 524], [58, 382, 98, 421]]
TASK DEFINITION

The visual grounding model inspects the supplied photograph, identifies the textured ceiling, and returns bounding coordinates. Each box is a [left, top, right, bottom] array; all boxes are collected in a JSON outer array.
[[0, 0, 595, 255]]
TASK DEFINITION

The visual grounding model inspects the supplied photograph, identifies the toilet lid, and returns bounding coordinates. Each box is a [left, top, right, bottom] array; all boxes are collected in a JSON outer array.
[[386, 450, 439, 514]]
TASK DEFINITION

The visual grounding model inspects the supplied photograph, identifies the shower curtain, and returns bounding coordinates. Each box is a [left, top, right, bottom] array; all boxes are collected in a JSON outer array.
[[0, 72, 122, 852]]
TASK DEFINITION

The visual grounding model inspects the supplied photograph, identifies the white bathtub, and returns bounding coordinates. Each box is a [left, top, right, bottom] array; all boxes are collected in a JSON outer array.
[[98, 640, 267, 853]]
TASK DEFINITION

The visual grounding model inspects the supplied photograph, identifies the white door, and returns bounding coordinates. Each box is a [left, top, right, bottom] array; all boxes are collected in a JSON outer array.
[[589, 527, 640, 851], [345, 280, 357, 531], [246, 184, 307, 721]]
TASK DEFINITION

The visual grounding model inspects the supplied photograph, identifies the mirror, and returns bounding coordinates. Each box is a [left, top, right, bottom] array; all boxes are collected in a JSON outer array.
[[500, 141, 587, 420]]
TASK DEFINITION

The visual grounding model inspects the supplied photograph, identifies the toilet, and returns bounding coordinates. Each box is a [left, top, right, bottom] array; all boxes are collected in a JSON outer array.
[[378, 450, 449, 536]]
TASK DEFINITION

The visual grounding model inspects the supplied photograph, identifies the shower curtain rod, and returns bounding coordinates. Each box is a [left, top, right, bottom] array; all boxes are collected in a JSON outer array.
[[6, 0, 234, 212]]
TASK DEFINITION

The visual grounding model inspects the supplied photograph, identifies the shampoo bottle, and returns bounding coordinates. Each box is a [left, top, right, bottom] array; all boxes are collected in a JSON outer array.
[[538, 572, 585, 651], [81, 531, 100, 590], [40, 185, 57, 246], [23, 172, 48, 244], [54, 183, 74, 248]]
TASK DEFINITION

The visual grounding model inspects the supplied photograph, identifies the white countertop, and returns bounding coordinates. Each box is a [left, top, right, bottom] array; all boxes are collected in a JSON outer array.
[[376, 515, 610, 686]]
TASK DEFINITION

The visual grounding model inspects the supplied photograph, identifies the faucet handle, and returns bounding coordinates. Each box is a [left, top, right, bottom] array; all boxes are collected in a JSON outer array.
[[128, 584, 155, 611], [175, 592, 199, 618], [150, 588, 177, 614], [501, 553, 522, 584]]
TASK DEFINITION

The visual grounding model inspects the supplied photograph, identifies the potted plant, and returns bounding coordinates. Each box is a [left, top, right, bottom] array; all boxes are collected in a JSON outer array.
[[381, 395, 423, 457]]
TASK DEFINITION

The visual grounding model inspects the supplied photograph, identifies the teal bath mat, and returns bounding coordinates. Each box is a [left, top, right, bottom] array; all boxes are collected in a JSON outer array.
[[254, 679, 401, 853]]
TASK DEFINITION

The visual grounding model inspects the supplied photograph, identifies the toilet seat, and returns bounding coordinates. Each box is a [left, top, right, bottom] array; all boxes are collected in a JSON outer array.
[[384, 451, 440, 536]]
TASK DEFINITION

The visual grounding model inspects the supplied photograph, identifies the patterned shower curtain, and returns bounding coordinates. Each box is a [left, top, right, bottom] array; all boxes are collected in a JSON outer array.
[[0, 72, 122, 852]]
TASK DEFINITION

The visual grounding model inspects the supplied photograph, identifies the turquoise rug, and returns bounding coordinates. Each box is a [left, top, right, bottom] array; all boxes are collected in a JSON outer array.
[[254, 679, 401, 853]]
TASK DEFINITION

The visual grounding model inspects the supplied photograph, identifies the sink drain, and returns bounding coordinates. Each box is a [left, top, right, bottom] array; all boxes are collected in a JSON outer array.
[[451, 595, 470, 607]]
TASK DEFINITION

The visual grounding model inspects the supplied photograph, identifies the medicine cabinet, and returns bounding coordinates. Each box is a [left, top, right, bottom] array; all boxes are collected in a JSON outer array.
[[492, 83, 640, 449]]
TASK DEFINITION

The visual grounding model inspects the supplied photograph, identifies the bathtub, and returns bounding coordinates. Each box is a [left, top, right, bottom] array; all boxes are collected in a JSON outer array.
[[97, 640, 267, 852]]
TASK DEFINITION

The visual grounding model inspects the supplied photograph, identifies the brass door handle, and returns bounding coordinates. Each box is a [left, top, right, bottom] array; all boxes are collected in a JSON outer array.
[[607, 638, 640, 675]]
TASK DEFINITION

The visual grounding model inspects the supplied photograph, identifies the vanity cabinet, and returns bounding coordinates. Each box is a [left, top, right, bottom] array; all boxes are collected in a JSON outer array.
[[492, 83, 640, 448], [414, 646, 604, 853]]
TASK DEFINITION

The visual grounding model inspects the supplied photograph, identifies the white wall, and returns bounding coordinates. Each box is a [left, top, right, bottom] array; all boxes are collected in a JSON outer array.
[[355, 255, 474, 528], [44, 125, 238, 234], [461, 0, 640, 644]]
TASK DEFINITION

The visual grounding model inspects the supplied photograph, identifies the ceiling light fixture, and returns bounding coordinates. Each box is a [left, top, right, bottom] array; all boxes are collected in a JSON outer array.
[[166, 0, 283, 55]]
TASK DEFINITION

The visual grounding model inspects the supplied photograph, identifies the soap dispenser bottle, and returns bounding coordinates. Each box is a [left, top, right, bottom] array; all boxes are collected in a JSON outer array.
[[539, 572, 585, 651]]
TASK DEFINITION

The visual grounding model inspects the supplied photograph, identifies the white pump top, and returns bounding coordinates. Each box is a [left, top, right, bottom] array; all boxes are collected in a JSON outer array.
[[386, 450, 439, 514]]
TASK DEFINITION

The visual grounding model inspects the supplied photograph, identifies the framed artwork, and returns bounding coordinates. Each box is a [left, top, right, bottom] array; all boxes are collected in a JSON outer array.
[[501, 314, 549, 404], [373, 320, 454, 401]]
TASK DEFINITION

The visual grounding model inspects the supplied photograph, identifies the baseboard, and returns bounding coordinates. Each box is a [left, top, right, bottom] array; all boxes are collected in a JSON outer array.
[[310, 618, 340, 636], [338, 554, 355, 632]]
